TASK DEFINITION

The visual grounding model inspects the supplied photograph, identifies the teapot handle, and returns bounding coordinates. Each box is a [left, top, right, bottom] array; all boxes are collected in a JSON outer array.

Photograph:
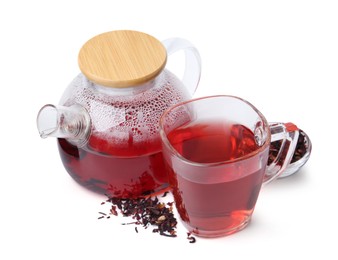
[[162, 38, 201, 97]]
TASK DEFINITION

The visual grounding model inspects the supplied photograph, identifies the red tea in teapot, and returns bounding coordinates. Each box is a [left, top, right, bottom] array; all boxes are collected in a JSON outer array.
[[58, 138, 167, 197]]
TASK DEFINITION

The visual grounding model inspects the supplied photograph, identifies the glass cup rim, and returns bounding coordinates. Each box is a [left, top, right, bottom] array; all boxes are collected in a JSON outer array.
[[159, 95, 272, 167]]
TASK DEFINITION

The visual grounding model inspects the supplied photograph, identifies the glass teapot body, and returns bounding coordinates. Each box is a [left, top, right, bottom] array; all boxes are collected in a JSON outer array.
[[58, 70, 190, 196]]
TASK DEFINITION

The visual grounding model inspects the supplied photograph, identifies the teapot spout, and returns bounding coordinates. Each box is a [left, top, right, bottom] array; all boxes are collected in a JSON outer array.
[[37, 104, 90, 147]]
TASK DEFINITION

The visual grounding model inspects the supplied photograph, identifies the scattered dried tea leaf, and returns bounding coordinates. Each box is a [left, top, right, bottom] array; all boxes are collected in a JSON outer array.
[[187, 232, 196, 243]]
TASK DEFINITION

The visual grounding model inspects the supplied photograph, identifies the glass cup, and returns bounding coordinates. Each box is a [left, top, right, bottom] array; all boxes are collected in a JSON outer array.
[[159, 95, 299, 237]]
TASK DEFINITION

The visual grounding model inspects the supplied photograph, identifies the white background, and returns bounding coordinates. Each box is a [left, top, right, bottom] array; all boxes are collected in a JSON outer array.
[[1, 0, 337, 259]]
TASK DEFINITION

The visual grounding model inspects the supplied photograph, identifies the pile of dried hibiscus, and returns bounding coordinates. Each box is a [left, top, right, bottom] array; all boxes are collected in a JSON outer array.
[[98, 193, 196, 243]]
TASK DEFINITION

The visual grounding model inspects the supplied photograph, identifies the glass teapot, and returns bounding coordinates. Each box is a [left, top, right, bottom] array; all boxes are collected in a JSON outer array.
[[37, 30, 201, 197]]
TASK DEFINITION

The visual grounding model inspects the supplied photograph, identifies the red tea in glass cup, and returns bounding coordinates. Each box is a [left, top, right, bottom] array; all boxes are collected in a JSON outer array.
[[159, 95, 299, 237]]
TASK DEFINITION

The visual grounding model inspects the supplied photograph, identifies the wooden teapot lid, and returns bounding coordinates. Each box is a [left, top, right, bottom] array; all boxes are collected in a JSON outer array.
[[78, 30, 167, 88]]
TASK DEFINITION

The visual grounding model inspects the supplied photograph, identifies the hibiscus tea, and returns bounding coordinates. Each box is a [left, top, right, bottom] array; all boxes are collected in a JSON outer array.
[[58, 138, 168, 198], [165, 121, 269, 237]]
